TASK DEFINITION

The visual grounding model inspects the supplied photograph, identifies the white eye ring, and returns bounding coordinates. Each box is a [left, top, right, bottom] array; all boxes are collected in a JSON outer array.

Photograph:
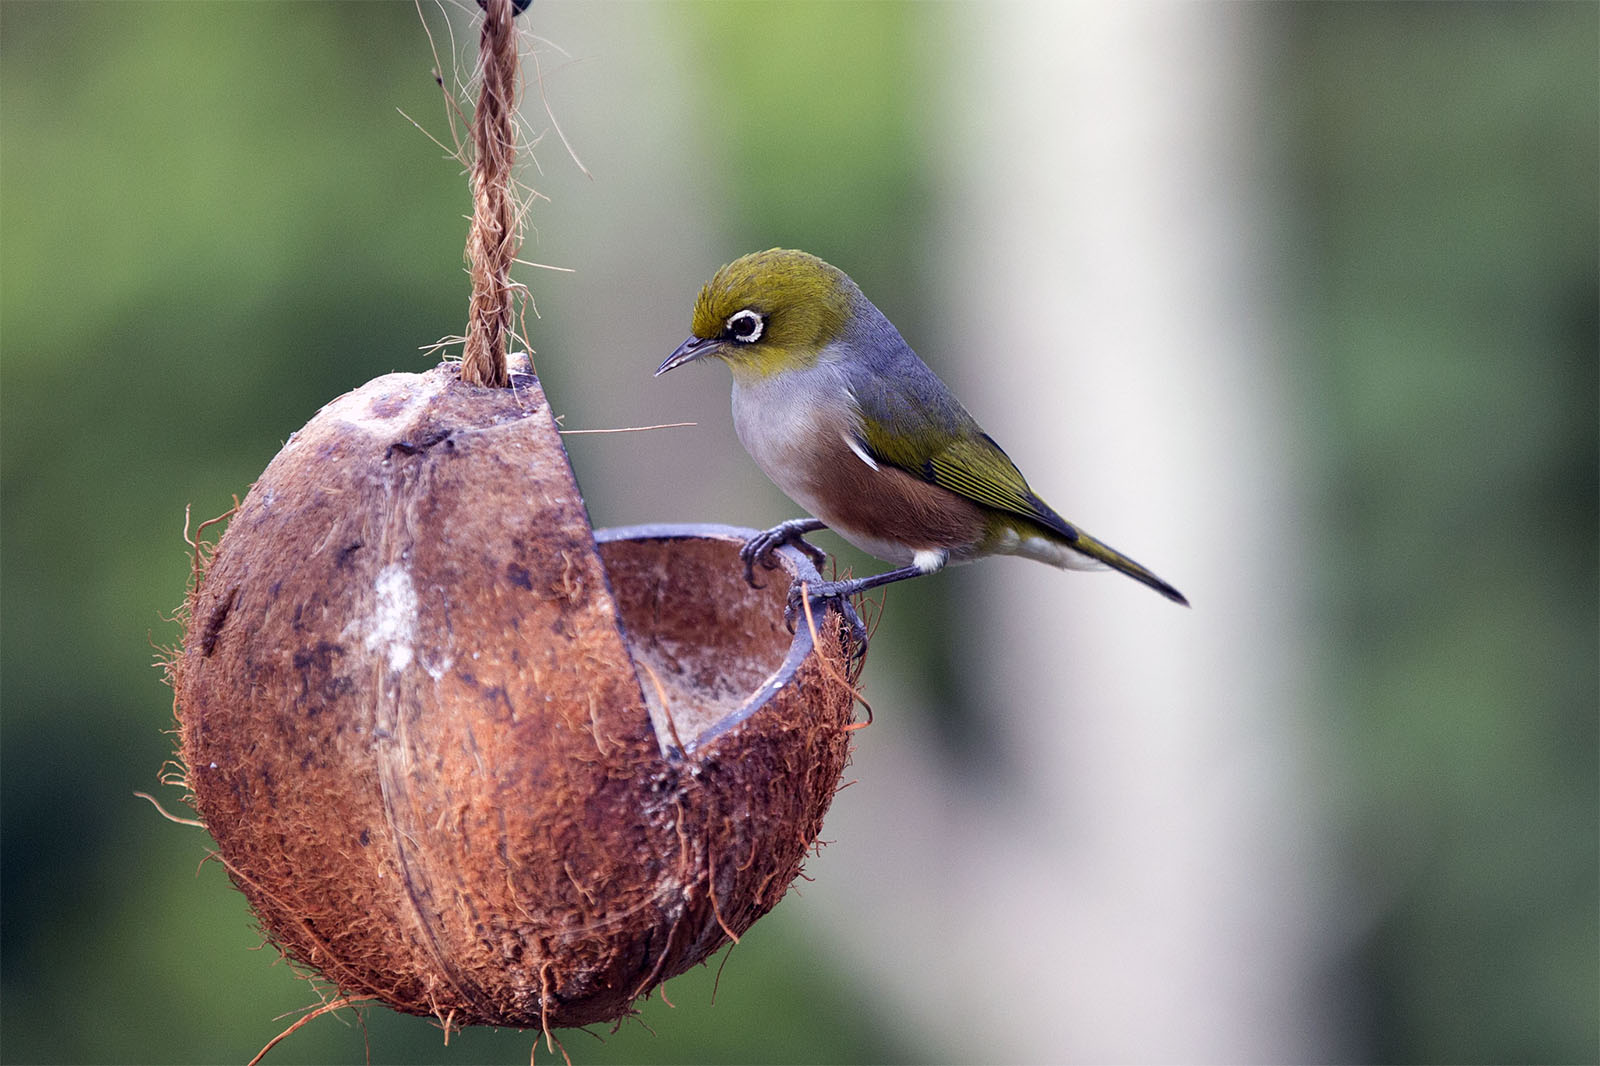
[[726, 309, 764, 344]]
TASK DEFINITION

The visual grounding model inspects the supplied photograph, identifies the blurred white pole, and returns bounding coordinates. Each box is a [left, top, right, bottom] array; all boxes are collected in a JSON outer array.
[[808, 4, 1332, 1062]]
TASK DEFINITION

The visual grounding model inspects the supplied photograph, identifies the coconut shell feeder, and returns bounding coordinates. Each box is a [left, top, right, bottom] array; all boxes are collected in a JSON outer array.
[[163, 0, 865, 1049]]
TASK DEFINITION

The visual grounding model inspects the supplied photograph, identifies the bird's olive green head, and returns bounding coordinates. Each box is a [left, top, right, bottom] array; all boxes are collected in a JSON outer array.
[[656, 249, 857, 382]]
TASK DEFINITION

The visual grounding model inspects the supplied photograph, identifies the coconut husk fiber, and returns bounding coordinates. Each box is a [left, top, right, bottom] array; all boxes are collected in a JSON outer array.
[[169, 356, 862, 1030]]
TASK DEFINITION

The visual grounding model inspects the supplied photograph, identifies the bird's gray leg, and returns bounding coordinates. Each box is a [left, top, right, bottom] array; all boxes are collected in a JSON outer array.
[[740, 517, 828, 588], [783, 562, 928, 651]]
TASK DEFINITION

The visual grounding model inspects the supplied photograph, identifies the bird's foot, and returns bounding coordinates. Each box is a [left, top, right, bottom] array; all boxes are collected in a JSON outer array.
[[784, 577, 869, 655], [740, 518, 827, 588]]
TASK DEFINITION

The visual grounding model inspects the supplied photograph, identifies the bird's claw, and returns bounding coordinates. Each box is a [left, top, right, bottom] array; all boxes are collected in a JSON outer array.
[[740, 521, 827, 588], [784, 579, 869, 656]]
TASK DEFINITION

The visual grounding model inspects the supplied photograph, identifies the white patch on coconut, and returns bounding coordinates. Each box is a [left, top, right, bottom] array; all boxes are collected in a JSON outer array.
[[324, 371, 450, 439], [367, 563, 417, 673]]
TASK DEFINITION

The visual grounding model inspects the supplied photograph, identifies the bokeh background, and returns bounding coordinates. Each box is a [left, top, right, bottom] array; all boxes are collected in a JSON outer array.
[[2, 2, 1594, 1063]]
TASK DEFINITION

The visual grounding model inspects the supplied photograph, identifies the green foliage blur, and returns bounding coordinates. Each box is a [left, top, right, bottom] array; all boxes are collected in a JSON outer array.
[[1, 2, 1594, 1064], [1272, 6, 1597, 1061]]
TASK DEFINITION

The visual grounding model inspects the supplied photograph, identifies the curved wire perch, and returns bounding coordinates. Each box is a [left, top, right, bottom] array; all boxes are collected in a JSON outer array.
[[594, 523, 870, 748]]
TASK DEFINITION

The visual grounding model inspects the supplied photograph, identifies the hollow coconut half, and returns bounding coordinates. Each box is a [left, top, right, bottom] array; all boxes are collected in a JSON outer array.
[[168, 354, 864, 1031]]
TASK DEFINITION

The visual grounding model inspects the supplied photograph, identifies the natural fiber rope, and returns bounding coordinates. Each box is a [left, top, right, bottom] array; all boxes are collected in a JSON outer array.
[[460, 0, 519, 388]]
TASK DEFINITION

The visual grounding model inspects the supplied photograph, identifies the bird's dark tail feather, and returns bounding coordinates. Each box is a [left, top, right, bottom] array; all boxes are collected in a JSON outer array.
[[1069, 530, 1190, 607]]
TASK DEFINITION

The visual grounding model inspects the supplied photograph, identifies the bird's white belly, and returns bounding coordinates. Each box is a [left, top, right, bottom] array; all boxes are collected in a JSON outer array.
[[730, 368, 918, 567], [730, 376, 825, 504]]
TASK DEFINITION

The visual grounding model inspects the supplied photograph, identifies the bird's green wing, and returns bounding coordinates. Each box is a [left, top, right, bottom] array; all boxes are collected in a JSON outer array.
[[844, 348, 1189, 606], [849, 372, 1078, 541]]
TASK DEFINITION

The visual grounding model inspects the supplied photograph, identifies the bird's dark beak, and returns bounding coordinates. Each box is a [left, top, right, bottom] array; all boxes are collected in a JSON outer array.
[[656, 335, 718, 377]]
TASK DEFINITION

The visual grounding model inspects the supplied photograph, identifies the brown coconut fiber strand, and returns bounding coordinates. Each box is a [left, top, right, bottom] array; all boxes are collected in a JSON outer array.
[[461, 0, 521, 388]]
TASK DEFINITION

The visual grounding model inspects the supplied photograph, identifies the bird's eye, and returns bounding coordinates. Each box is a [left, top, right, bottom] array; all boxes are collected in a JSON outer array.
[[725, 309, 765, 344]]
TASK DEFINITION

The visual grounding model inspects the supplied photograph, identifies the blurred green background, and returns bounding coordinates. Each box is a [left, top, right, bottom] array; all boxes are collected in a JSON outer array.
[[2, 2, 1594, 1063]]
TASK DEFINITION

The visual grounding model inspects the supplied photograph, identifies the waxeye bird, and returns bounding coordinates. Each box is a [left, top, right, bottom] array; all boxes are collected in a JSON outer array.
[[656, 249, 1188, 628]]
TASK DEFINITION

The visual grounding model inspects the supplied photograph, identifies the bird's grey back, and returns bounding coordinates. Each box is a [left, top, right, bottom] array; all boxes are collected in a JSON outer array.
[[837, 290, 983, 441]]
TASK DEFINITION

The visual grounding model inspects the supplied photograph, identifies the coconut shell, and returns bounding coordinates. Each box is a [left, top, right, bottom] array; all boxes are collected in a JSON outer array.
[[170, 356, 861, 1030]]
